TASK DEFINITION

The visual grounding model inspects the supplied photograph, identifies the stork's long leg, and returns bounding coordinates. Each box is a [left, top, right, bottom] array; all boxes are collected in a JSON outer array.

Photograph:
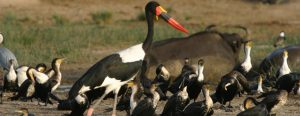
[[87, 89, 111, 116], [112, 87, 121, 116]]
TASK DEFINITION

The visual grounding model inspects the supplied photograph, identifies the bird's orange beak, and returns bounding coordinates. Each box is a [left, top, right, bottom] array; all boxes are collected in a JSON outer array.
[[156, 6, 189, 34]]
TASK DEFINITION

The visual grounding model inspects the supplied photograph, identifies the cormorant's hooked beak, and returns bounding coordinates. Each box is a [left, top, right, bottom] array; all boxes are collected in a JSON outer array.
[[155, 6, 189, 34]]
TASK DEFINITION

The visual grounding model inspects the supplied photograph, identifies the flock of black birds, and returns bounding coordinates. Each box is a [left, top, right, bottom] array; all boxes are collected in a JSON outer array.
[[0, 1, 300, 116]]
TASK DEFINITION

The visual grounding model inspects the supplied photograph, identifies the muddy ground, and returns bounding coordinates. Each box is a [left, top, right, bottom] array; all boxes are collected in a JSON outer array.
[[1, 76, 300, 116]]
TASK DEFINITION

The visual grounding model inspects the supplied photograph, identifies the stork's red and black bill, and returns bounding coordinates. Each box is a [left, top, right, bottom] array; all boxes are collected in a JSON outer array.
[[156, 6, 189, 34]]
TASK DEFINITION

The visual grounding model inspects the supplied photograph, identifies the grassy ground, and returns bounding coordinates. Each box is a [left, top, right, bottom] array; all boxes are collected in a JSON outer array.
[[0, 0, 300, 69]]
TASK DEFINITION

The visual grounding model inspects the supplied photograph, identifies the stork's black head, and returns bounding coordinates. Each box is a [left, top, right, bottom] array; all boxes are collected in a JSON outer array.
[[145, 1, 188, 33]]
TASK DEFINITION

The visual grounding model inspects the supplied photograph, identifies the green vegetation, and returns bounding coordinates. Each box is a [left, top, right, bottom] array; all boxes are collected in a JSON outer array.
[[52, 14, 69, 26], [0, 11, 190, 66], [0, 11, 299, 72], [136, 11, 146, 21], [91, 11, 113, 24]]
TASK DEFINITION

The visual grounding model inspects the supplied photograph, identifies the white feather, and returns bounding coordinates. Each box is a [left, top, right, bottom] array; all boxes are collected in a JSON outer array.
[[280, 32, 285, 37], [6, 63, 17, 82], [78, 85, 91, 94], [75, 94, 86, 105], [241, 46, 252, 73], [279, 55, 291, 77], [197, 65, 204, 82], [257, 82, 264, 93], [16, 66, 29, 87], [32, 69, 49, 84], [118, 44, 145, 63]]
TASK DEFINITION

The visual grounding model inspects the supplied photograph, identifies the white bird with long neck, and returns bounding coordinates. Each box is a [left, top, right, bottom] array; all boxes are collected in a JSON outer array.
[[0, 33, 18, 71], [278, 50, 291, 78], [241, 41, 252, 73]]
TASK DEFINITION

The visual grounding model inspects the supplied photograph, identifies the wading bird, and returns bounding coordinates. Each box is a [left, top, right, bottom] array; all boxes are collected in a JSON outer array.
[[0, 33, 18, 71], [61, 1, 188, 116]]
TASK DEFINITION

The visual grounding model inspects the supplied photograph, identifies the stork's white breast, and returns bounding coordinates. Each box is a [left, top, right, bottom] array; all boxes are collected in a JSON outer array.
[[117, 44, 145, 63]]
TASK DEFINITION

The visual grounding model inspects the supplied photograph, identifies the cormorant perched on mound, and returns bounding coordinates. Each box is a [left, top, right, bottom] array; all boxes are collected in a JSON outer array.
[[182, 85, 214, 116], [243, 90, 288, 114], [161, 86, 190, 116], [187, 59, 205, 102], [235, 41, 253, 76], [212, 71, 243, 111]]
